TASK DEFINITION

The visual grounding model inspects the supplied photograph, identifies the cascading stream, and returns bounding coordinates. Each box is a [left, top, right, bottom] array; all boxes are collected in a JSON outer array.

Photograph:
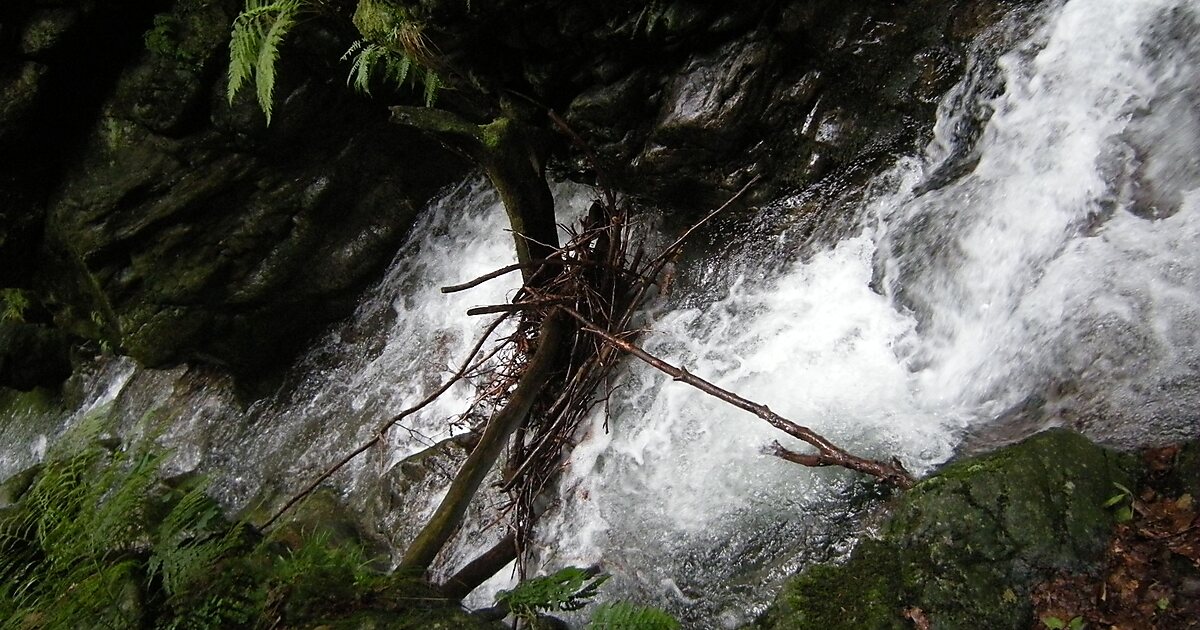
[[536, 0, 1200, 624], [3, 0, 1199, 626]]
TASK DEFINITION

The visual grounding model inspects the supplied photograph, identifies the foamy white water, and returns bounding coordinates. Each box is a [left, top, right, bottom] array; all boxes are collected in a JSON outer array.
[[537, 0, 1200, 624]]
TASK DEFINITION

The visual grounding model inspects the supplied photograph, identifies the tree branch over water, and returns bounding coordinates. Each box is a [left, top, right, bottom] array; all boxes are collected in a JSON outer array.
[[555, 304, 914, 489]]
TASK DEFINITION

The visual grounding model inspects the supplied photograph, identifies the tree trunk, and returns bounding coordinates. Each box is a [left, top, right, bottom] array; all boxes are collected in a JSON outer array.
[[390, 107, 559, 282], [390, 105, 567, 575], [398, 312, 566, 573]]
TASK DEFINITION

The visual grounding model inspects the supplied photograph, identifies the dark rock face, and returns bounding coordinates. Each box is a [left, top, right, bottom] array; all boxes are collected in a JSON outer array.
[[2, 0, 1035, 382], [754, 429, 1137, 629], [0, 0, 465, 379], [0, 322, 71, 390], [389, 0, 1035, 210]]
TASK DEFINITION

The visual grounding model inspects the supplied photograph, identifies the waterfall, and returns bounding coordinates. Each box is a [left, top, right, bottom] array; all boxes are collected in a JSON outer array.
[[4, 0, 1199, 626], [536, 0, 1200, 624]]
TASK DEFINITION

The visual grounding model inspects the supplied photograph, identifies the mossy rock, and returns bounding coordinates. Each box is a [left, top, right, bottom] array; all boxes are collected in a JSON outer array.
[[1175, 441, 1200, 498], [0, 464, 42, 508], [755, 429, 1138, 630]]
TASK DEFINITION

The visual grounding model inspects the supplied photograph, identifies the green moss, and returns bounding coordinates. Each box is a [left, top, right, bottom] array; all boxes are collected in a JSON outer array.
[[353, 0, 417, 46], [2, 444, 499, 629], [756, 540, 906, 629], [756, 430, 1138, 630]]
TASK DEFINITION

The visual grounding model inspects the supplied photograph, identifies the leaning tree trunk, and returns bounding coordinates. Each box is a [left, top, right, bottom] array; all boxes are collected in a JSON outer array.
[[390, 106, 559, 280], [389, 105, 566, 575]]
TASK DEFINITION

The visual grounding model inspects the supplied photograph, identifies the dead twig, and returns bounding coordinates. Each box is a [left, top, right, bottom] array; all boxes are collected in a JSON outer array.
[[260, 313, 513, 531], [467, 297, 572, 316]]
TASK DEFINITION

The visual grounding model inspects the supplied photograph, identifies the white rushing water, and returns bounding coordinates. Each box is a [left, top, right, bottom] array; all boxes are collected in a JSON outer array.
[[4, 0, 1200, 626], [535, 0, 1200, 624]]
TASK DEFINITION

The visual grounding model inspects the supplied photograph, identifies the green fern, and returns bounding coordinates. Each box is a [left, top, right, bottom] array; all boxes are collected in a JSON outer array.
[[588, 602, 680, 629], [0, 444, 252, 628], [341, 39, 439, 105], [227, 0, 303, 124], [1, 446, 151, 627], [496, 566, 610, 622], [0, 288, 29, 322], [150, 482, 246, 597]]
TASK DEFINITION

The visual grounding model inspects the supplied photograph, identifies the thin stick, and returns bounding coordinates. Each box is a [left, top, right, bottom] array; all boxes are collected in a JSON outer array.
[[647, 174, 761, 270], [442, 259, 562, 293], [442, 259, 652, 294], [557, 305, 913, 488], [467, 297, 570, 316], [260, 314, 513, 530]]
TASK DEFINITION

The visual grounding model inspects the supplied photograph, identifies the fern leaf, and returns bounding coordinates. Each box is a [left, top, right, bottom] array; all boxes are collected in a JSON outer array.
[[423, 69, 440, 107], [254, 4, 298, 124], [389, 53, 412, 86], [226, 0, 300, 123]]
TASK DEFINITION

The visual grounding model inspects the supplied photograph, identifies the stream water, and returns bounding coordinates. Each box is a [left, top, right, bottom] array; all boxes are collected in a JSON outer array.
[[3, 0, 1199, 626]]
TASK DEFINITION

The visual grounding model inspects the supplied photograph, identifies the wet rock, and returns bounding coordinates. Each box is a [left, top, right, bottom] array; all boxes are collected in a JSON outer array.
[[754, 429, 1138, 629], [1, 0, 466, 380], [0, 62, 47, 140], [0, 464, 41, 508], [643, 38, 771, 159]]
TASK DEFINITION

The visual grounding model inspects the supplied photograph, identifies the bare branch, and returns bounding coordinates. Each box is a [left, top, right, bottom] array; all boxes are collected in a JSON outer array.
[[438, 533, 517, 600], [259, 314, 513, 530], [467, 297, 571, 316], [557, 305, 913, 488], [647, 174, 762, 270], [399, 312, 569, 572]]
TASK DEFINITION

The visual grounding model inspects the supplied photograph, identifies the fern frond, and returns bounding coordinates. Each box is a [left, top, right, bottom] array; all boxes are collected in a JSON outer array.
[[227, 0, 302, 123], [345, 42, 383, 94], [387, 52, 412, 86], [255, 3, 299, 124], [150, 482, 244, 597], [423, 69, 440, 106]]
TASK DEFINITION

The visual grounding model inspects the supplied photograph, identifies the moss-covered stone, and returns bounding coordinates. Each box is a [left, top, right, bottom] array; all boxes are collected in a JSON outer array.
[[755, 429, 1138, 630], [1176, 441, 1200, 498], [0, 464, 42, 508]]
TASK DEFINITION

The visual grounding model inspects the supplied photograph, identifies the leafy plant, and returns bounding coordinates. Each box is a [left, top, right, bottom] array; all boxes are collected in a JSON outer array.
[[149, 482, 247, 598], [496, 566, 610, 623], [341, 39, 440, 106], [227, 0, 304, 123], [144, 14, 198, 65], [1104, 482, 1136, 523], [588, 601, 680, 629], [1, 288, 29, 322], [1041, 615, 1085, 629]]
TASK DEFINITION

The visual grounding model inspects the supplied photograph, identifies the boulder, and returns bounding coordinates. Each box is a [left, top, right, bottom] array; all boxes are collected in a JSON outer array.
[[755, 429, 1138, 629], [0, 0, 466, 381]]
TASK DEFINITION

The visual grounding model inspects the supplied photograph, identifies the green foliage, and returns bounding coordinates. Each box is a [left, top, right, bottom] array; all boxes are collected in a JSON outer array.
[[149, 483, 246, 598], [1041, 615, 1085, 630], [1104, 481, 1135, 523], [0, 445, 183, 627], [0, 440, 431, 628], [588, 601, 680, 629], [342, 38, 440, 106], [496, 566, 610, 623], [227, 0, 303, 124], [1, 288, 29, 323], [229, 0, 443, 122], [144, 14, 198, 64]]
